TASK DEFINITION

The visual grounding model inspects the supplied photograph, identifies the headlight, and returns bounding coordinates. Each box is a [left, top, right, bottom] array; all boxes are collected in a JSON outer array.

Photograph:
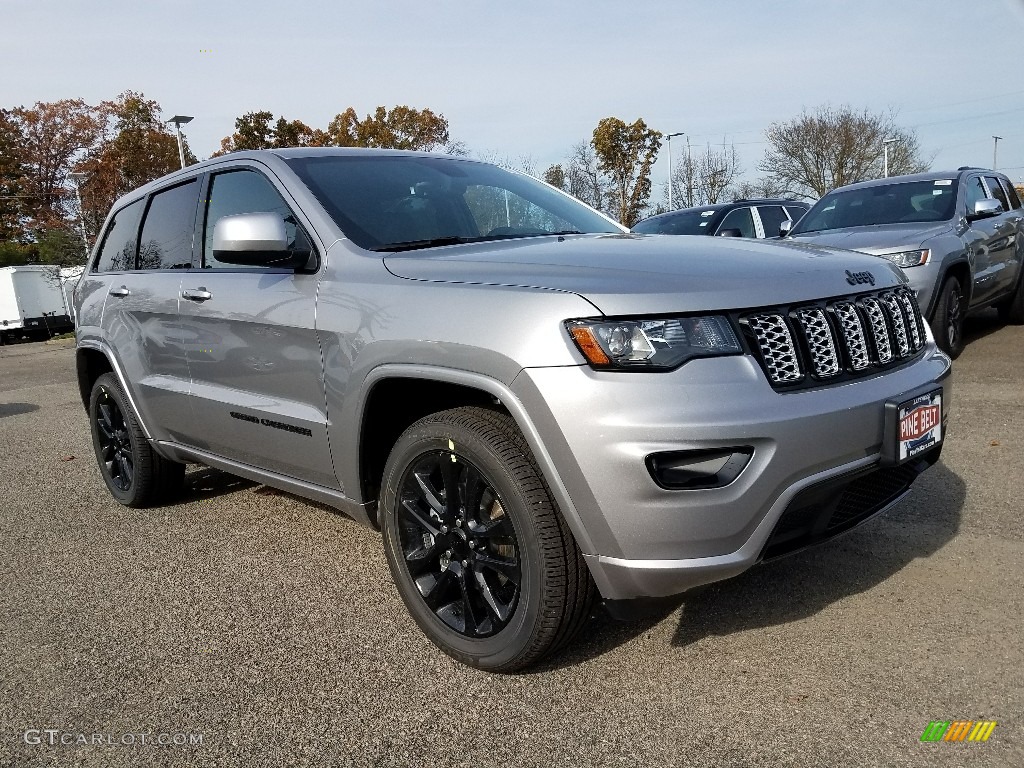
[[566, 316, 741, 370], [882, 249, 930, 268]]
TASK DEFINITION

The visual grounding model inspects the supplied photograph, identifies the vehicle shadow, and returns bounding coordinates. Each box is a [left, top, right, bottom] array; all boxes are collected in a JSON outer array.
[[535, 460, 965, 670], [962, 307, 1006, 347], [0, 402, 40, 418], [180, 466, 257, 502]]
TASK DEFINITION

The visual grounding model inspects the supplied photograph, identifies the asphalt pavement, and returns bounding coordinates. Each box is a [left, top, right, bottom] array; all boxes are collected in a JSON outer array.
[[1, 317, 1021, 767]]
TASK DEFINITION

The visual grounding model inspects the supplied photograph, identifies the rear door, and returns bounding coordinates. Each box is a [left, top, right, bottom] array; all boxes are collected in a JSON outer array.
[[97, 182, 197, 441], [175, 164, 335, 488]]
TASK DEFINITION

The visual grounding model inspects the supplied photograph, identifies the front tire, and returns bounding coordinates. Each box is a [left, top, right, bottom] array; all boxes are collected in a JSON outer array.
[[931, 275, 966, 359], [380, 407, 595, 672], [89, 372, 184, 507]]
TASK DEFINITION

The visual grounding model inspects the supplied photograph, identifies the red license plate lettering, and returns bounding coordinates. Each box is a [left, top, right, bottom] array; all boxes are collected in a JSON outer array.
[[901, 404, 940, 441]]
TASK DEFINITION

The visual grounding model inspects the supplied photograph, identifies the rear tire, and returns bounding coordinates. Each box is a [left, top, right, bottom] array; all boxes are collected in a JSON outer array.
[[379, 406, 595, 672], [931, 276, 965, 359], [89, 372, 185, 507], [996, 267, 1024, 325]]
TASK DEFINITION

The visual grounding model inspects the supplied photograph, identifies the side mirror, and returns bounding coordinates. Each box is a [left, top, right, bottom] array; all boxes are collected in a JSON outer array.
[[967, 198, 1004, 221], [779, 219, 794, 237], [212, 212, 311, 268], [717, 228, 743, 238]]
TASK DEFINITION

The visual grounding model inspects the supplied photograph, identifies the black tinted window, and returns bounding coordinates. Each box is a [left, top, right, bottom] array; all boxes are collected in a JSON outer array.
[[784, 204, 809, 223], [717, 207, 755, 238], [795, 180, 956, 233], [632, 208, 720, 235], [756, 206, 789, 238], [95, 199, 144, 272], [137, 180, 199, 270], [984, 176, 1010, 212], [203, 170, 297, 269]]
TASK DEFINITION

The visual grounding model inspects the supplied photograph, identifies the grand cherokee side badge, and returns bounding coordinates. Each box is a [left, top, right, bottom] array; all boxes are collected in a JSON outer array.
[[846, 269, 875, 286]]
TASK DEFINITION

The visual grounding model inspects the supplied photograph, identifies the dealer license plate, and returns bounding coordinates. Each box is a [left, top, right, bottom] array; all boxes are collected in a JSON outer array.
[[897, 390, 942, 463]]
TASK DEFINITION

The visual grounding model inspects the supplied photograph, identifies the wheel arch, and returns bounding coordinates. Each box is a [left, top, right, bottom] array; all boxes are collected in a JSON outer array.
[[355, 365, 596, 554], [75, 341, 152, 439]]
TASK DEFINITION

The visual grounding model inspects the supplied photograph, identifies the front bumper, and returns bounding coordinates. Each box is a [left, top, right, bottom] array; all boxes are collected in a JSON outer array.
[[511, 343, 952, 600]]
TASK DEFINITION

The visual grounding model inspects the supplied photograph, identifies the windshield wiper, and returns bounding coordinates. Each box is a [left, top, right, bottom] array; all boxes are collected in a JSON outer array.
[[374, 236, 478, 253]]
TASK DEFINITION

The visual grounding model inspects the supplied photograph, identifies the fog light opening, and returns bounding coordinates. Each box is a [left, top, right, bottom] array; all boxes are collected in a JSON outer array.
[[646, 447, 753, 490]]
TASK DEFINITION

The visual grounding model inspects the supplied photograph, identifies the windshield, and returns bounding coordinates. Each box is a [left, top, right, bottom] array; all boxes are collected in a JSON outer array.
[[631, 208, 720, 235], [792, 179, 957, 234], [285, 155, 622, 251]]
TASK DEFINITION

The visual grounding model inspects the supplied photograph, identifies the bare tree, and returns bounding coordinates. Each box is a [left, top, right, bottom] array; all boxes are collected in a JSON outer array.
[[564, 141, 610, 214], [760, 105, 930, 199], [733, 177, 789, 200], [695, 142, 743, 205]]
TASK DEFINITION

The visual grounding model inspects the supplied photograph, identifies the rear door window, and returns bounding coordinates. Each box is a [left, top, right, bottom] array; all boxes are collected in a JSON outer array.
[[1004, 180, 1022, 210], [137, 180, 200, 270], [716, 207, 755, 238], [95, 199, 144, 272], [755, 205, 789, 238]]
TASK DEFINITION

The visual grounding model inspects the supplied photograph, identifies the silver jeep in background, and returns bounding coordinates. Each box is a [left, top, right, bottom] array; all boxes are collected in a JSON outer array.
[[75, 149, 952, 671], [785, 169, 1024, 358]]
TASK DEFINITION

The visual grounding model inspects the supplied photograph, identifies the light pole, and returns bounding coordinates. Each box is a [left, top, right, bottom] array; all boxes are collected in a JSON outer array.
[[167, 115, 194, 169], [666, 132, 684, 210], [993, 136, 1002, 170], [882, 138, 901, 178], [68, 171, 89, 257]]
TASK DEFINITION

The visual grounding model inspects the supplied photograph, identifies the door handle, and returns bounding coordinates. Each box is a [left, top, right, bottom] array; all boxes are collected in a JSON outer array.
[[108, 286, 130, 297], [182, 288, 213, 302]]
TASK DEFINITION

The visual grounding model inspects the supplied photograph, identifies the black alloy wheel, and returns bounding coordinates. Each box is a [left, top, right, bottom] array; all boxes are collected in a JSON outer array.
[[88, 372, 184, 507], [380, 407, 596, 672], [932, 276, 965, 359], [95, 385, 134, 492], [397, 451, 521, 638]]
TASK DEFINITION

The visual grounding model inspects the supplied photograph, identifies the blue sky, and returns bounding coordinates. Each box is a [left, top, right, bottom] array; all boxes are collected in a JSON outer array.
[[4, 0, 1024, 192]]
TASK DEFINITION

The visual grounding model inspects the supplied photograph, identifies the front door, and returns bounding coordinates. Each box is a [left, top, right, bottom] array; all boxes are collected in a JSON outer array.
[[175, 166, 336, 489]]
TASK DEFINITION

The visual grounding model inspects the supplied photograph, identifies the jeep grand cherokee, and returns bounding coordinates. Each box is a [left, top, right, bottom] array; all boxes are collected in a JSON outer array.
[[75, 149, 952, 671]]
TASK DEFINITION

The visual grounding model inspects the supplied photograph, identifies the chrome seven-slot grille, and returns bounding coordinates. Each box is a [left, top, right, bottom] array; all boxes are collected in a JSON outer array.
[[744, 287, 927, 388]]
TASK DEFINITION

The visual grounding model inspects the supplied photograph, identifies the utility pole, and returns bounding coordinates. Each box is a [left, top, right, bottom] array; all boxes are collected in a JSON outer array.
[[993, 136, 1002, 170], [665, 132, 684, 210], [882, 138, 901, 178], [686, 135, 693, 207]]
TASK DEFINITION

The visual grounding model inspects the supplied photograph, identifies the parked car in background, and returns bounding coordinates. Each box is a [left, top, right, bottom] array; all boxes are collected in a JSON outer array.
[[75, 149, 951, 671], [786, 169, 1024, 358], [632, 199, 810, 239]]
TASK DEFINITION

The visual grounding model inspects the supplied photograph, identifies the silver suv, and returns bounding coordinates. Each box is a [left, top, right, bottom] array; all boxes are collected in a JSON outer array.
[[785, 169, 1024, 358], [75, 149, 952, 671]]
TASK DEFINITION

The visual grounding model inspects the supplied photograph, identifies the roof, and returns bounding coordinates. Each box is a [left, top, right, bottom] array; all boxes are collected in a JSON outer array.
[[834, 168, 1002, 193]]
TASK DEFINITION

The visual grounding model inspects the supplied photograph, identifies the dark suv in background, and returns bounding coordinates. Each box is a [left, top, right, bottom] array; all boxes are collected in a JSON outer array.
[[786, 169, 1024, 357], [632, 198, 811, 239]]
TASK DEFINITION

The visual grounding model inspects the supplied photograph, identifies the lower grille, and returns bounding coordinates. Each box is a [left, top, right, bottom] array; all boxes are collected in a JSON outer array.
[[760, 447, 940, 561], [743, 287, 927, 390]]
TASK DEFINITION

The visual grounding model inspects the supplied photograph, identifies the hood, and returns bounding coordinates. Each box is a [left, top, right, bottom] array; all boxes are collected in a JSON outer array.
[[382, 234, 907, 316], [788, 222, 951, 255]]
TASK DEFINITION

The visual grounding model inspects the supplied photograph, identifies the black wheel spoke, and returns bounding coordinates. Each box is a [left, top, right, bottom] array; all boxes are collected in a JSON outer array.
[[400, 497, 441, 536], [417, 570, 455, 611], [456, 569, 479, 636], [473, 569, 514, 623], [413, 471, 445, 517], [438, 458, 460, 516], [474, 551, 521, 585]]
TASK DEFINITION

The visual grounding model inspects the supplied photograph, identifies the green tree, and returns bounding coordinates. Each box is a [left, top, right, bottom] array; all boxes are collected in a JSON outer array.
[[35, 226, 84, 267], [761, 105, 930, 199], [591, 117, 662, 226], [216, 111, 331, 154]]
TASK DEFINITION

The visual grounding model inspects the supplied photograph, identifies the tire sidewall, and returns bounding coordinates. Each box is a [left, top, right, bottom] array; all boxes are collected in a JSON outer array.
[[380, 420, 548, 670], [935, 276, 965, 358], [89, 373, 143, 506]]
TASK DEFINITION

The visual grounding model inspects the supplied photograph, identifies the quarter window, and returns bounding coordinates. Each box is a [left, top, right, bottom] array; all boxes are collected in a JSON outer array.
[[1005, 181, 1023, 210], [202, 170, 302, 269], [137, 180, 200, 270], [717, 207, 755, 238], [95, 199, 144, 272]]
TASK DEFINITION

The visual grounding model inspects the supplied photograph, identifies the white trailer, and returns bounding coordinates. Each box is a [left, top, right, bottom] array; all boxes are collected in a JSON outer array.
[[0, 266, 75, 341]]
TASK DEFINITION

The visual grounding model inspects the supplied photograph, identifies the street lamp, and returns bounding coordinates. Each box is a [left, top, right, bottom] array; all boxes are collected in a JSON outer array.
[[666, 132, 684, 210], [68, 171, 89, 257], [993, 136, 1002, 170], [167, 115, 194, 169], [882, 138, 902, 178]]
